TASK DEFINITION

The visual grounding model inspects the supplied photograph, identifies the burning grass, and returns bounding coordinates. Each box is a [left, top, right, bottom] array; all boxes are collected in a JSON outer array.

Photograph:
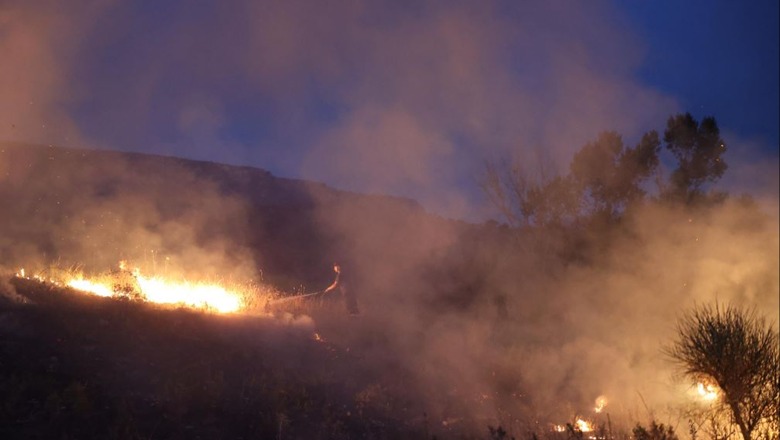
[[0, 270, 421, 439], [1, 265, 756, 439], [13, 261, 279, 315]]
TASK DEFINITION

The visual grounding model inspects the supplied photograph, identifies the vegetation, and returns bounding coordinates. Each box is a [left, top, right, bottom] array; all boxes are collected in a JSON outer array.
[[663, 114, 728, 203], [666, 304, 779, 440], [633, 421, 680, 440], [483, 113, 728, 228]]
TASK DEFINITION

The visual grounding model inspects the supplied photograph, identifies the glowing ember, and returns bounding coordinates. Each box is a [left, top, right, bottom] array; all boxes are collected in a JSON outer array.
[[575, 418, 593, 432], [594, 395, 608, 413], [553, 424, 567, 432], [697, 382, 719, 401]]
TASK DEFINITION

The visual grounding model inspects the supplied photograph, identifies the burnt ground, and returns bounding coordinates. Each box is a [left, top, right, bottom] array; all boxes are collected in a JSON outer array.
[[0, 278, 435, 440]]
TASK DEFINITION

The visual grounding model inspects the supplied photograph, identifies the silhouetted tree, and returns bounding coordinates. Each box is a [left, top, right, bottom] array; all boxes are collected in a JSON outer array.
[[666, 303, 779, 440], [663, 113, 727, 203], [570, 130, 660, 218], [482, 161, 578, 227], [483, 130, 660, 227]]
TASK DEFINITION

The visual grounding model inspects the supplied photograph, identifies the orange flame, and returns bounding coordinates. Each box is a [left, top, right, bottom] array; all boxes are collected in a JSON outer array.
[[697, 382, 719, 401], [594, 395, 608, 413], [134, 274, 241, 313], [575, 418, 593, 432], [19, 263, 244, 314], [67, 278, 114, 297]]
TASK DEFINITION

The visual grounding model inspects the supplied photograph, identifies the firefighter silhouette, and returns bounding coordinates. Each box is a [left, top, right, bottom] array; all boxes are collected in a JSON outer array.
[[323, 264, 359, 315]]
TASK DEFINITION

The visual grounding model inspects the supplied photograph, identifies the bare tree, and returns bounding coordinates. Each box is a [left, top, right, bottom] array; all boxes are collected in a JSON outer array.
[[482, 154, 578, 227], [482, 129, 661, 227], [666, 303, 779, 440]]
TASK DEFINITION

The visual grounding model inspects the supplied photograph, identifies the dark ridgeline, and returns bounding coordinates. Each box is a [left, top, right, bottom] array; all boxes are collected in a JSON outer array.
[[0, 142, 459, 292], [0, 142, 478, 438]]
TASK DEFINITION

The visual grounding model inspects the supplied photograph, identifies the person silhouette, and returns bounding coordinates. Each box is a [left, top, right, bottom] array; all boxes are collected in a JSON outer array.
[[323, 264, 359, 315]]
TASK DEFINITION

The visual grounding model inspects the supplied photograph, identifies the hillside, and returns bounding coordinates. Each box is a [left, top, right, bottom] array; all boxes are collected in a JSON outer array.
[[3, 142, 775, 439], [0, 142, 496, 439], [1, 276, 428, 439], [0, 142, 464, 291]]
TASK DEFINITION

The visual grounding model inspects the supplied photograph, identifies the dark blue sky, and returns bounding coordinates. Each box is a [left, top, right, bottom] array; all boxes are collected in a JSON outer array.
[[2, 0, 777, 218], [625, 0, 779, 148]]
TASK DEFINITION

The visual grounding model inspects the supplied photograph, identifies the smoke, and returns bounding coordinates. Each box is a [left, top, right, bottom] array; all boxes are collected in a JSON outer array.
[[303, 182, 778, 433], [1, 0, 777, 436], [0, 0, 109, 149], [294, 1, 680, 218], [0, 145, 259, 285], [0, 0, 683, 220], [4, 141, 774, 433], [5, 145, 772, 434], [0, 271, 28, 305], [1, 1, 773, 219]]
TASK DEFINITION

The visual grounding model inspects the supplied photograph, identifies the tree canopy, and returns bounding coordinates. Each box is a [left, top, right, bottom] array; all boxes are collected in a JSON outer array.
[[483, 113, 729, 228], [663, 113, 728, 202], [570, 130, 660, 217]]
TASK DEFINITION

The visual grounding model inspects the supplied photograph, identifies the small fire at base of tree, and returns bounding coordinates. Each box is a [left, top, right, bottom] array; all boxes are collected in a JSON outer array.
[[696, 381, 719, 402]]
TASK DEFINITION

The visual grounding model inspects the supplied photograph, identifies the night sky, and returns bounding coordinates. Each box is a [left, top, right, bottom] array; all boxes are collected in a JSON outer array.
[[2, 0, 778, 219]]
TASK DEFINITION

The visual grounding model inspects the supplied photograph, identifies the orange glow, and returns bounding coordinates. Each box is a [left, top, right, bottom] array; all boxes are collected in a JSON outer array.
[[594, 395, 608, 413], [552, 419, 594, 433], [18, 263, 245, 314], [575, 418, 593, 432], [67, 278, 113, 297], [697, 382, 719, 401], [135, 274, 242, 313]]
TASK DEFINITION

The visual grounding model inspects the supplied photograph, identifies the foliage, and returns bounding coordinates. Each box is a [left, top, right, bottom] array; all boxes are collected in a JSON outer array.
[[666, 303, 779, 440], [570, 130, 660, 217], [483, 113, 727, 228], [663, 113, 727, 202], [633, 421, 679, 440], [482, 160, 579, 227]]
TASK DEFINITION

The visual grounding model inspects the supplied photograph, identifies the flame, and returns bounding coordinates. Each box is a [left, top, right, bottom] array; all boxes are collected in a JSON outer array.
[[18, 263, 244, 314], [553, 419, 594, 433], [594, 395, 608, 413], [575, 418, 593, 432], [134, 274, 241, 313], [697, 382, 719, 401], [67, 278, 114, 297]]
